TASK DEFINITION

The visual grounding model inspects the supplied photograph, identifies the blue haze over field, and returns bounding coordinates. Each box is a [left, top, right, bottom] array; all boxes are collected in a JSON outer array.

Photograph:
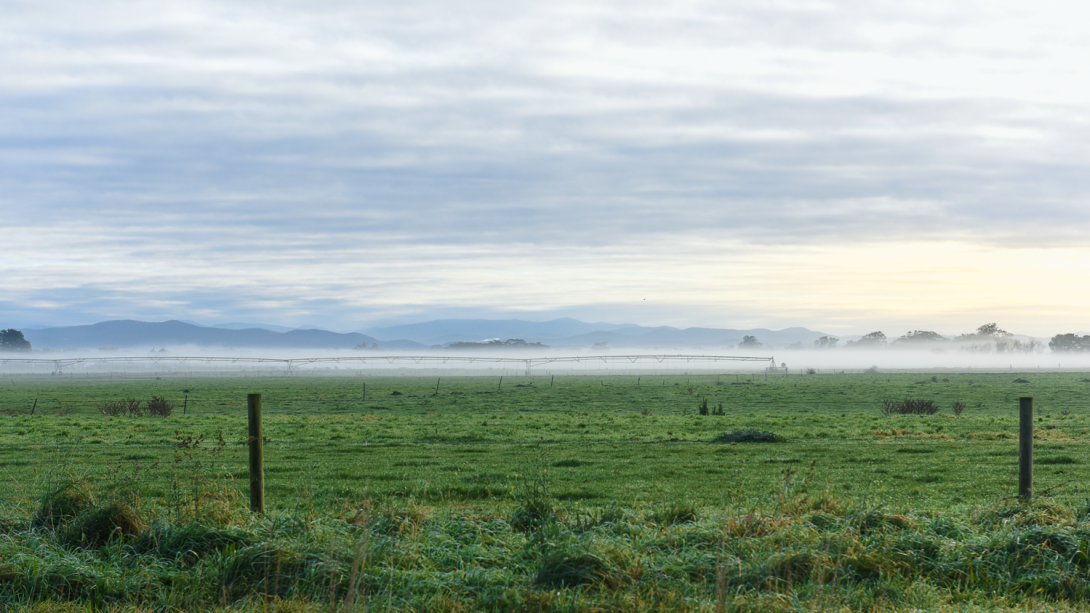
[[13, 318, 1090, 373], [18, 318, 832, 351]]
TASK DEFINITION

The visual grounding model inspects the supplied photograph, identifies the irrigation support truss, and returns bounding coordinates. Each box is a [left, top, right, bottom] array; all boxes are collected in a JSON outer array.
[[0, 354, 777, 375]]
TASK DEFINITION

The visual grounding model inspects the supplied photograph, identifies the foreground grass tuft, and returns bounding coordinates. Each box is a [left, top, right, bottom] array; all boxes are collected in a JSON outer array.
[[4, 474, 1090, 611]]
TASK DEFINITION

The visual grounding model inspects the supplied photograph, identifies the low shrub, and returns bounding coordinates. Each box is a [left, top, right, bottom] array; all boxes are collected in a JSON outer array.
[[713, 430, 786, 444], [880, 398, 939, 416], [100, 397, 173, 417], [696, 397, 724, 416], [146, 395, 173, 417], [101, 398, 142, 417]]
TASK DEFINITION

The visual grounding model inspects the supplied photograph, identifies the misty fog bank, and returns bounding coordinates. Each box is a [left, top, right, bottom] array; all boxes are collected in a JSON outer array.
[[4, 345, 1090, 376]]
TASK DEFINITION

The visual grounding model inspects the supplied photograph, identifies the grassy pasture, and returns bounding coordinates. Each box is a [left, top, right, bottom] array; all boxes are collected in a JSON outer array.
[[3, 371, 1090, 511], [3, 371, 1090, 611]]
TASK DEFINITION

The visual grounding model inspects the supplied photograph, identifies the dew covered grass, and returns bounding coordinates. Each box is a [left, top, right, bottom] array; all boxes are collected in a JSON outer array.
[[1, 371, 1090, 610]]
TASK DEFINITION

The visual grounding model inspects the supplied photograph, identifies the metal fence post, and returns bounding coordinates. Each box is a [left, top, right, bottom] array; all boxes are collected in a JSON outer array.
[[1019, 397, 1033, 502], [248, 393, 265, 513]]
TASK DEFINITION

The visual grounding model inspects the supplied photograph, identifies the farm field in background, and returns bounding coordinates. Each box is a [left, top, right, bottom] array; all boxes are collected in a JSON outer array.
[[4, 372, 1090, 611], [3, 372, 1090, 513]]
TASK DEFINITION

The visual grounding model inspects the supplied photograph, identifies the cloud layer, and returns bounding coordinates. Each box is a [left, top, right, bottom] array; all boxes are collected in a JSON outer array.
[[3, 0, 1090, 335]]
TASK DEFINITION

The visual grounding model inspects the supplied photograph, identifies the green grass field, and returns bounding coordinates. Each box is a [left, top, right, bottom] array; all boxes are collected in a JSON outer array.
[[3, 371, 1089, 511], [3, 371, 1090, 611]]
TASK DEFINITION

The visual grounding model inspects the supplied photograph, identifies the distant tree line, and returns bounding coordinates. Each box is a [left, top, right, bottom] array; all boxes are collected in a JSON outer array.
[[837, 324, 1050, 353], [4, 323, 1090, 355], [447, 338, 550, 350], [1049, 333, 1090, 353], [771, 323, 1087, 353]]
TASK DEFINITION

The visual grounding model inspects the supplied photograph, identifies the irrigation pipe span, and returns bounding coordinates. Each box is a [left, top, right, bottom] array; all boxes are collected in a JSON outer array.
[[0, 354, 777, 375]]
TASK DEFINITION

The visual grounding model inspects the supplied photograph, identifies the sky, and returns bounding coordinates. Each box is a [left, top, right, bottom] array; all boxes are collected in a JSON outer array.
[[3, 0, 1090, 337]]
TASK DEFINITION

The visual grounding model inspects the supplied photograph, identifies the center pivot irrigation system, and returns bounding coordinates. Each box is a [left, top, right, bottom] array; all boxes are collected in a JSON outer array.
[[0, 354, 781, 376]]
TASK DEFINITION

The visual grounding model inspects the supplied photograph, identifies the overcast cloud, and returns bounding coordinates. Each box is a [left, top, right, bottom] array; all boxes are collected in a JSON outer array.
[[3, 0, 1090, 335]]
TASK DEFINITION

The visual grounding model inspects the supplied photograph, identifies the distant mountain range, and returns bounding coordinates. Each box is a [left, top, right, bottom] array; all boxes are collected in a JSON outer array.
[[359, 318, 643, 345], [16, 318, 835, 352], [23, 320, 424, 351], [359, 318, 836, 349]]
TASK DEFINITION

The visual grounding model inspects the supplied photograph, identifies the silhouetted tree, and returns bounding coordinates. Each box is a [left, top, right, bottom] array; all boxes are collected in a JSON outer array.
[[894, 330, 947, 345], [0, 329, 31, 352], [845, 331, 886, 348], [813, 336, 839, 349], [739, 335, 762, 348], [1049, 333, 1090, 353], [955, 323, 1011, 342]]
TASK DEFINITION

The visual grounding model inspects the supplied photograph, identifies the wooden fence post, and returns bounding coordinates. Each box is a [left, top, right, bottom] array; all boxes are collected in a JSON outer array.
[[1019, 396, 1033, 502], [248, 393, 265, 514]]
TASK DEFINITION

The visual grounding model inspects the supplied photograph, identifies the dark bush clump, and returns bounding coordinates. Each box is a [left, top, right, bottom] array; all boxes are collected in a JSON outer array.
[[101, 397, 173, 417], [697, 397, 723, 416], [880, 399, 939, 416], [147, 396, 173, 417], [101, 398, 142, 417], [713, 430, 786, 444]]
